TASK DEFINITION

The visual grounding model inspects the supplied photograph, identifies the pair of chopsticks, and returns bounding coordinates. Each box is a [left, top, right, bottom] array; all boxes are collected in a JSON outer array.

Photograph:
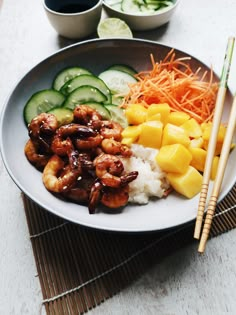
[[194, 36, 236, 253]]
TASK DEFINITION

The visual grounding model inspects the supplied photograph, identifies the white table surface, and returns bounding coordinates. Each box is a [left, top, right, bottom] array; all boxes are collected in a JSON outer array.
[[0, 0, 236, 314]]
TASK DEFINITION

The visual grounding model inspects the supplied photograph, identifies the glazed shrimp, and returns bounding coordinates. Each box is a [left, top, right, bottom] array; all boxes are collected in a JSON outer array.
[[75, 133, 103, 150], [28, 113, 58, 145], [42, 155, 81, 193], [88, 180, 133, 213], [51, 123, 96, 156], [101, 138, 132, 157], [99, 121, 123, 141], [94, 153, 138, 188], [24, 139, 51, 169], [88, 178, 102, 214], [73, 105, 102, 130], [101, 186, 129, 209]]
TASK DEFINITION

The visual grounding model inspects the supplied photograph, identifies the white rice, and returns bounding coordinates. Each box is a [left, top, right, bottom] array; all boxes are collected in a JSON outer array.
[[121, 144, 170, 204]]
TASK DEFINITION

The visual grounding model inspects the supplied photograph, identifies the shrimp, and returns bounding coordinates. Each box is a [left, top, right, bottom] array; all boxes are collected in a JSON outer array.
[[88, 180, 132, 213], [94, 153, 138, 188], [51, 123, 96, 156], [28, 113, 58, 151], [63, 176, 94, 204], [68, 150, 94, 172], [73, 105, 102, 130], [101, 138, 132, 157], [24, 139, 51, 169], [75, 133, 103, 150], [88, 178, 102, 214], [99, 121, 123, 141], [42, 155, 81, 193], [101, 186, 129, 209]]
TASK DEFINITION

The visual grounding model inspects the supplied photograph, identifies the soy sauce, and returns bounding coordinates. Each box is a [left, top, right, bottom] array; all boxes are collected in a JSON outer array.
[[57, 4, 92, 13]]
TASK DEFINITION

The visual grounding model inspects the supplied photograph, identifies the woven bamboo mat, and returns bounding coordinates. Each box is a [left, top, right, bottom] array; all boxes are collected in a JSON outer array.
[[23, 183, 236, 315]]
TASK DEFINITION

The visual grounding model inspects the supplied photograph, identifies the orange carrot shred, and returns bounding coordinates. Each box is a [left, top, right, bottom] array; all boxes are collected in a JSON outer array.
[[122, 50, 218, 123]]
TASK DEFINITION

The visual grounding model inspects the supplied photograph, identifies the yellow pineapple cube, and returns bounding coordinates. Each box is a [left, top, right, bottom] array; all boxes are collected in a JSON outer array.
[[125, 104, 147, 125], [147, 103, 170, 125], [167, 166, 203, 198], [162, 123, 190, 147], [167, 111, 190, 126], [146, 113, 161, 121], [181, 118, 202, 138], [121, 125, 141, 142], [121, 138, 133, 146], [189, 137, 204, 149], [155, 143, 192, 174], [189, 147, 207, 172], [138, 121, 163, 149]]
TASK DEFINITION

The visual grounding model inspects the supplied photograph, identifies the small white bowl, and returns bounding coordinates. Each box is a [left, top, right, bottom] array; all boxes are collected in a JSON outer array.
[[103, 0, 180, 31], [43, 0, 103, 39]]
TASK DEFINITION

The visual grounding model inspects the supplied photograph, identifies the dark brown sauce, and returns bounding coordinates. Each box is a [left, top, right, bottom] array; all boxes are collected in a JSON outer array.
[[57, 4, 92, 13]]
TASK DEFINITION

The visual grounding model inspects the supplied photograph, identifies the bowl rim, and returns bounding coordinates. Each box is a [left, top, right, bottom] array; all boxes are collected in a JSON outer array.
[[103, 0, 180, 18]]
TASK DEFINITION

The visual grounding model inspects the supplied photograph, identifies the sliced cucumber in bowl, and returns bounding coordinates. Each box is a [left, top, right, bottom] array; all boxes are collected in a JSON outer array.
[[23, 89, 65, 125], [52, 66, 92, 91], [47, 107, 73, 126], [104, 104, 128, 128], [62, 85, 108, 110], [106, 64, 137, 76], [98, 69, 137, 95], [60, 74, 112, 103]]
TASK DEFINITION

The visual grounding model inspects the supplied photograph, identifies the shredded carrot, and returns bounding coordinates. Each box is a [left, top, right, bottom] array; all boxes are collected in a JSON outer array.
[[122, 49, 219, 124]]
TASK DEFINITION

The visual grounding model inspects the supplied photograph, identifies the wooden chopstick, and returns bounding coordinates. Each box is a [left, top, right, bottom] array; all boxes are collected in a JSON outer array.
[[198, 93, 236, 253], [194, 37, 235, 240]]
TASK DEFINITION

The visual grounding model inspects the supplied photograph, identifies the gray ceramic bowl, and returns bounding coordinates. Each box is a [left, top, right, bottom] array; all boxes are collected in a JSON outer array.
[[103, 0, 180, 31], [0, 39, 235, 232]]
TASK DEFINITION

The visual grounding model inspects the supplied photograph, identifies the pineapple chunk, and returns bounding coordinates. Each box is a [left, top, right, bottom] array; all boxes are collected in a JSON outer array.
[[167, 111, 190, 126], [162, 123, 190, 147], [146, 113, 161, 121], [181, 118, 202, 138], [147, 103, 170, 125], [121, 137, 133, 146], [155, 143, 192, 174], [189, 137, 204, 149], [121, 125, 141, 142], [167, 166, 203, 198], [189, 147, 207, 172], [125, 104, 147, 125], [138, 120, 163, 149]]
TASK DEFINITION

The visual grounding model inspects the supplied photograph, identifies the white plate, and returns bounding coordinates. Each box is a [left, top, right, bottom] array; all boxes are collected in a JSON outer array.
[[1, 38, 235, 232]]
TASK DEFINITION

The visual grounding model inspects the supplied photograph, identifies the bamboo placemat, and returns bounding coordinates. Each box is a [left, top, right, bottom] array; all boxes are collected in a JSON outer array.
[[23, 183, 236, 315]]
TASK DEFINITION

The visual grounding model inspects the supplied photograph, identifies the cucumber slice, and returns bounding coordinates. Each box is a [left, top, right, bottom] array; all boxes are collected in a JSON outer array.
[[23, 89, 65, 125], [104, 104, 128, 128], [60, 74, 112, 103], [107, 64, 137, 76], [63, 85, 107, 110], [111, 94, 124, 106], [121, 0, 141, 13], [98, 69, 137, 95], [52, 67, 92, 91], [110, 2, 122, 10], [82, 102, 111, 120], [47, 107, 73, 126]]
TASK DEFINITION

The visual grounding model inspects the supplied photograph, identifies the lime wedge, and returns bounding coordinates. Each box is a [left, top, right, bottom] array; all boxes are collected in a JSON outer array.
[[97, 18, 133, 39]]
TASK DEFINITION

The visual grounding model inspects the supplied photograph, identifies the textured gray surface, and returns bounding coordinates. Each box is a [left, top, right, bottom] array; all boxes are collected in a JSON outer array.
[[0, 0, 236, 314]]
